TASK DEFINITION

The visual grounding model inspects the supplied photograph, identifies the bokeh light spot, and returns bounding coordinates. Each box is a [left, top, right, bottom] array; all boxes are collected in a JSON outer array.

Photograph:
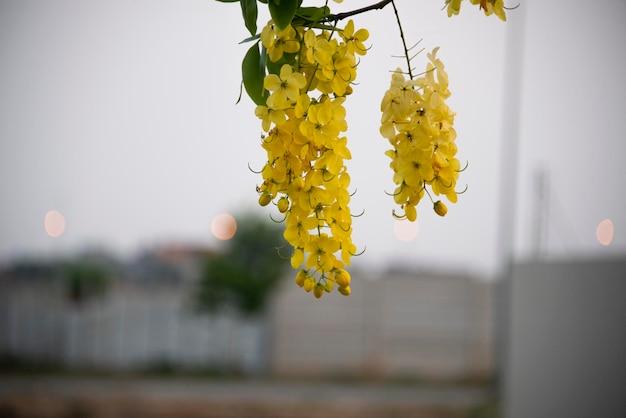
[[596, 218, 614, 246], [394, 219, 419, 242], [211, 213, 237, 240], [45, 210, 66, 238]]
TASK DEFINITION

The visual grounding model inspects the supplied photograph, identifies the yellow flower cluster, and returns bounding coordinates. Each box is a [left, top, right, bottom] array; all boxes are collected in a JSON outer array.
[[445, 0, 507, 21], [255, 20, 369, 298], [380, 47, 460, 221]]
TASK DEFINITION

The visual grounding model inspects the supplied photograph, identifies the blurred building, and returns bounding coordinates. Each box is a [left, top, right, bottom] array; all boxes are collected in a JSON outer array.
[[500, 256, 626, 418], [0, 248, 493, 381]]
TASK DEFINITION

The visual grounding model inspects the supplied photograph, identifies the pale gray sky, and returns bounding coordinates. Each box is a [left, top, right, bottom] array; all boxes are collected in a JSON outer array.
[[1, 0, 624, 279]]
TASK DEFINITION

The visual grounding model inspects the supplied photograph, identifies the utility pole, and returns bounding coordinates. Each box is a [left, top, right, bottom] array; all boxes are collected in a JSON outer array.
[[494, 4, 526, 408], [495, 11, 526, 278]]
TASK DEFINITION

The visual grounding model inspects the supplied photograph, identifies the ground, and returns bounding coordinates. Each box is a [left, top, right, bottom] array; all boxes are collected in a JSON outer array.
[[0, 375, 498, 418]]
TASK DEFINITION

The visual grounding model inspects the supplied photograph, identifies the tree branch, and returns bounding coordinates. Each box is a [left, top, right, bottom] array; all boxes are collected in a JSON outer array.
[[323, 0, 393, 22]]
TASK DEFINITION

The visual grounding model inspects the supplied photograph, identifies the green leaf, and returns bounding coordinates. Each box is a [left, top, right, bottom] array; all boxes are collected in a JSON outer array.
[[294, 6, 330, 23], [238, 33, 261, 44], [240, 0, 257, 36], [242, 42, 267, 106], [268, 0, 299, 31]]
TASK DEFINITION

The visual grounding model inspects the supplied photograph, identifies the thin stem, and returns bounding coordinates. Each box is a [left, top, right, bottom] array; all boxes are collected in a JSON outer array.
[[321, 0, 413, 79], [423, 181, 435, 204], [390, 0, 413, 79]]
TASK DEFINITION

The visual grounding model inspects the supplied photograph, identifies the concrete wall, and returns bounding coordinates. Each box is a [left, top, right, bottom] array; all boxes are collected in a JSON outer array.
[[503, 257, 626, 418], [269, 269, 493, 380]]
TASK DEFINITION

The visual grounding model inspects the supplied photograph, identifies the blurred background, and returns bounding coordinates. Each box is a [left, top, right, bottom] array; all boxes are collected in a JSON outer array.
[[1, 0, 625, 417]]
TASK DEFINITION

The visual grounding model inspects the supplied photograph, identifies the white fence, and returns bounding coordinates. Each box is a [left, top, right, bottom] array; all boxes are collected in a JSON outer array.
[[0, 281, 266, 374], [1, 269, 493, 380]]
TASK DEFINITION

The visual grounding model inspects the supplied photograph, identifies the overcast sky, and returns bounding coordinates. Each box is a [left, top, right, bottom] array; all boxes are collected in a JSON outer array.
[[1, 0, 625, 279]]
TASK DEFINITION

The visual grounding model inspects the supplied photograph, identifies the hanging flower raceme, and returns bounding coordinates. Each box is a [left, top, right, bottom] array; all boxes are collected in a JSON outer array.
[[215, 0, 511, 301], [255, 19, 369, 298], [381, 47, 461, 222]]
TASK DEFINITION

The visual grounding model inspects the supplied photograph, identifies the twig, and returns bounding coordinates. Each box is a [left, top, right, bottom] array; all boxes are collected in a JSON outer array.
[[390, 0, 413, 79], [323, 0, 393, 22], [323, 0, 413, 79]]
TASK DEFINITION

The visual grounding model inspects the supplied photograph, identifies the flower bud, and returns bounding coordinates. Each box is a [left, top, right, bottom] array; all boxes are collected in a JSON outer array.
[[434, 200, 448, 217], [304, 277, 315, 292], [258, 193, 272, 207], [335, 269, 351, 288], [405, 204, 417, 222], [313, 283, 325, 299], [277, 197, 289, 213], [295, 270, 307, 287], [338, 286, 351, 296]]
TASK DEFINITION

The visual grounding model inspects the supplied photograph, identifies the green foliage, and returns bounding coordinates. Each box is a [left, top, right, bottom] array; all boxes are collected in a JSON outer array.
[[240, 0, 258, 35], [242, 42, 267, 106], [267, 0, 300, 31], [292, 5, 331, 27], [217, 0, 305, 34], [216, 0, 333, 105], [196, 214, 289, 315], [63, 262, 111, 304]]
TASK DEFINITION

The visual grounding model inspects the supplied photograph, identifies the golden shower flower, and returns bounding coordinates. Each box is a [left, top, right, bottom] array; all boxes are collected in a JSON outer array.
[[304, 233, 341, 273], [261, 22, 301, 62], [255, 105, 286, 131], [304, 30, 334, 66], [340, 20, 369, 56], [264, 64, 307, 109]]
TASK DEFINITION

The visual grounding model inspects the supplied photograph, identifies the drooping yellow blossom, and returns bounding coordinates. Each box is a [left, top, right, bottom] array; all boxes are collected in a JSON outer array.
[[340, 20, 370, 56], [304, 30, 333, 66], [299, 98, 347, 147], [264, 64, 307, 109], [254, 19, 370, 297], [261, 22, 301, 62], [380, 48, 461, 222], [254, 105, 286, 131]]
